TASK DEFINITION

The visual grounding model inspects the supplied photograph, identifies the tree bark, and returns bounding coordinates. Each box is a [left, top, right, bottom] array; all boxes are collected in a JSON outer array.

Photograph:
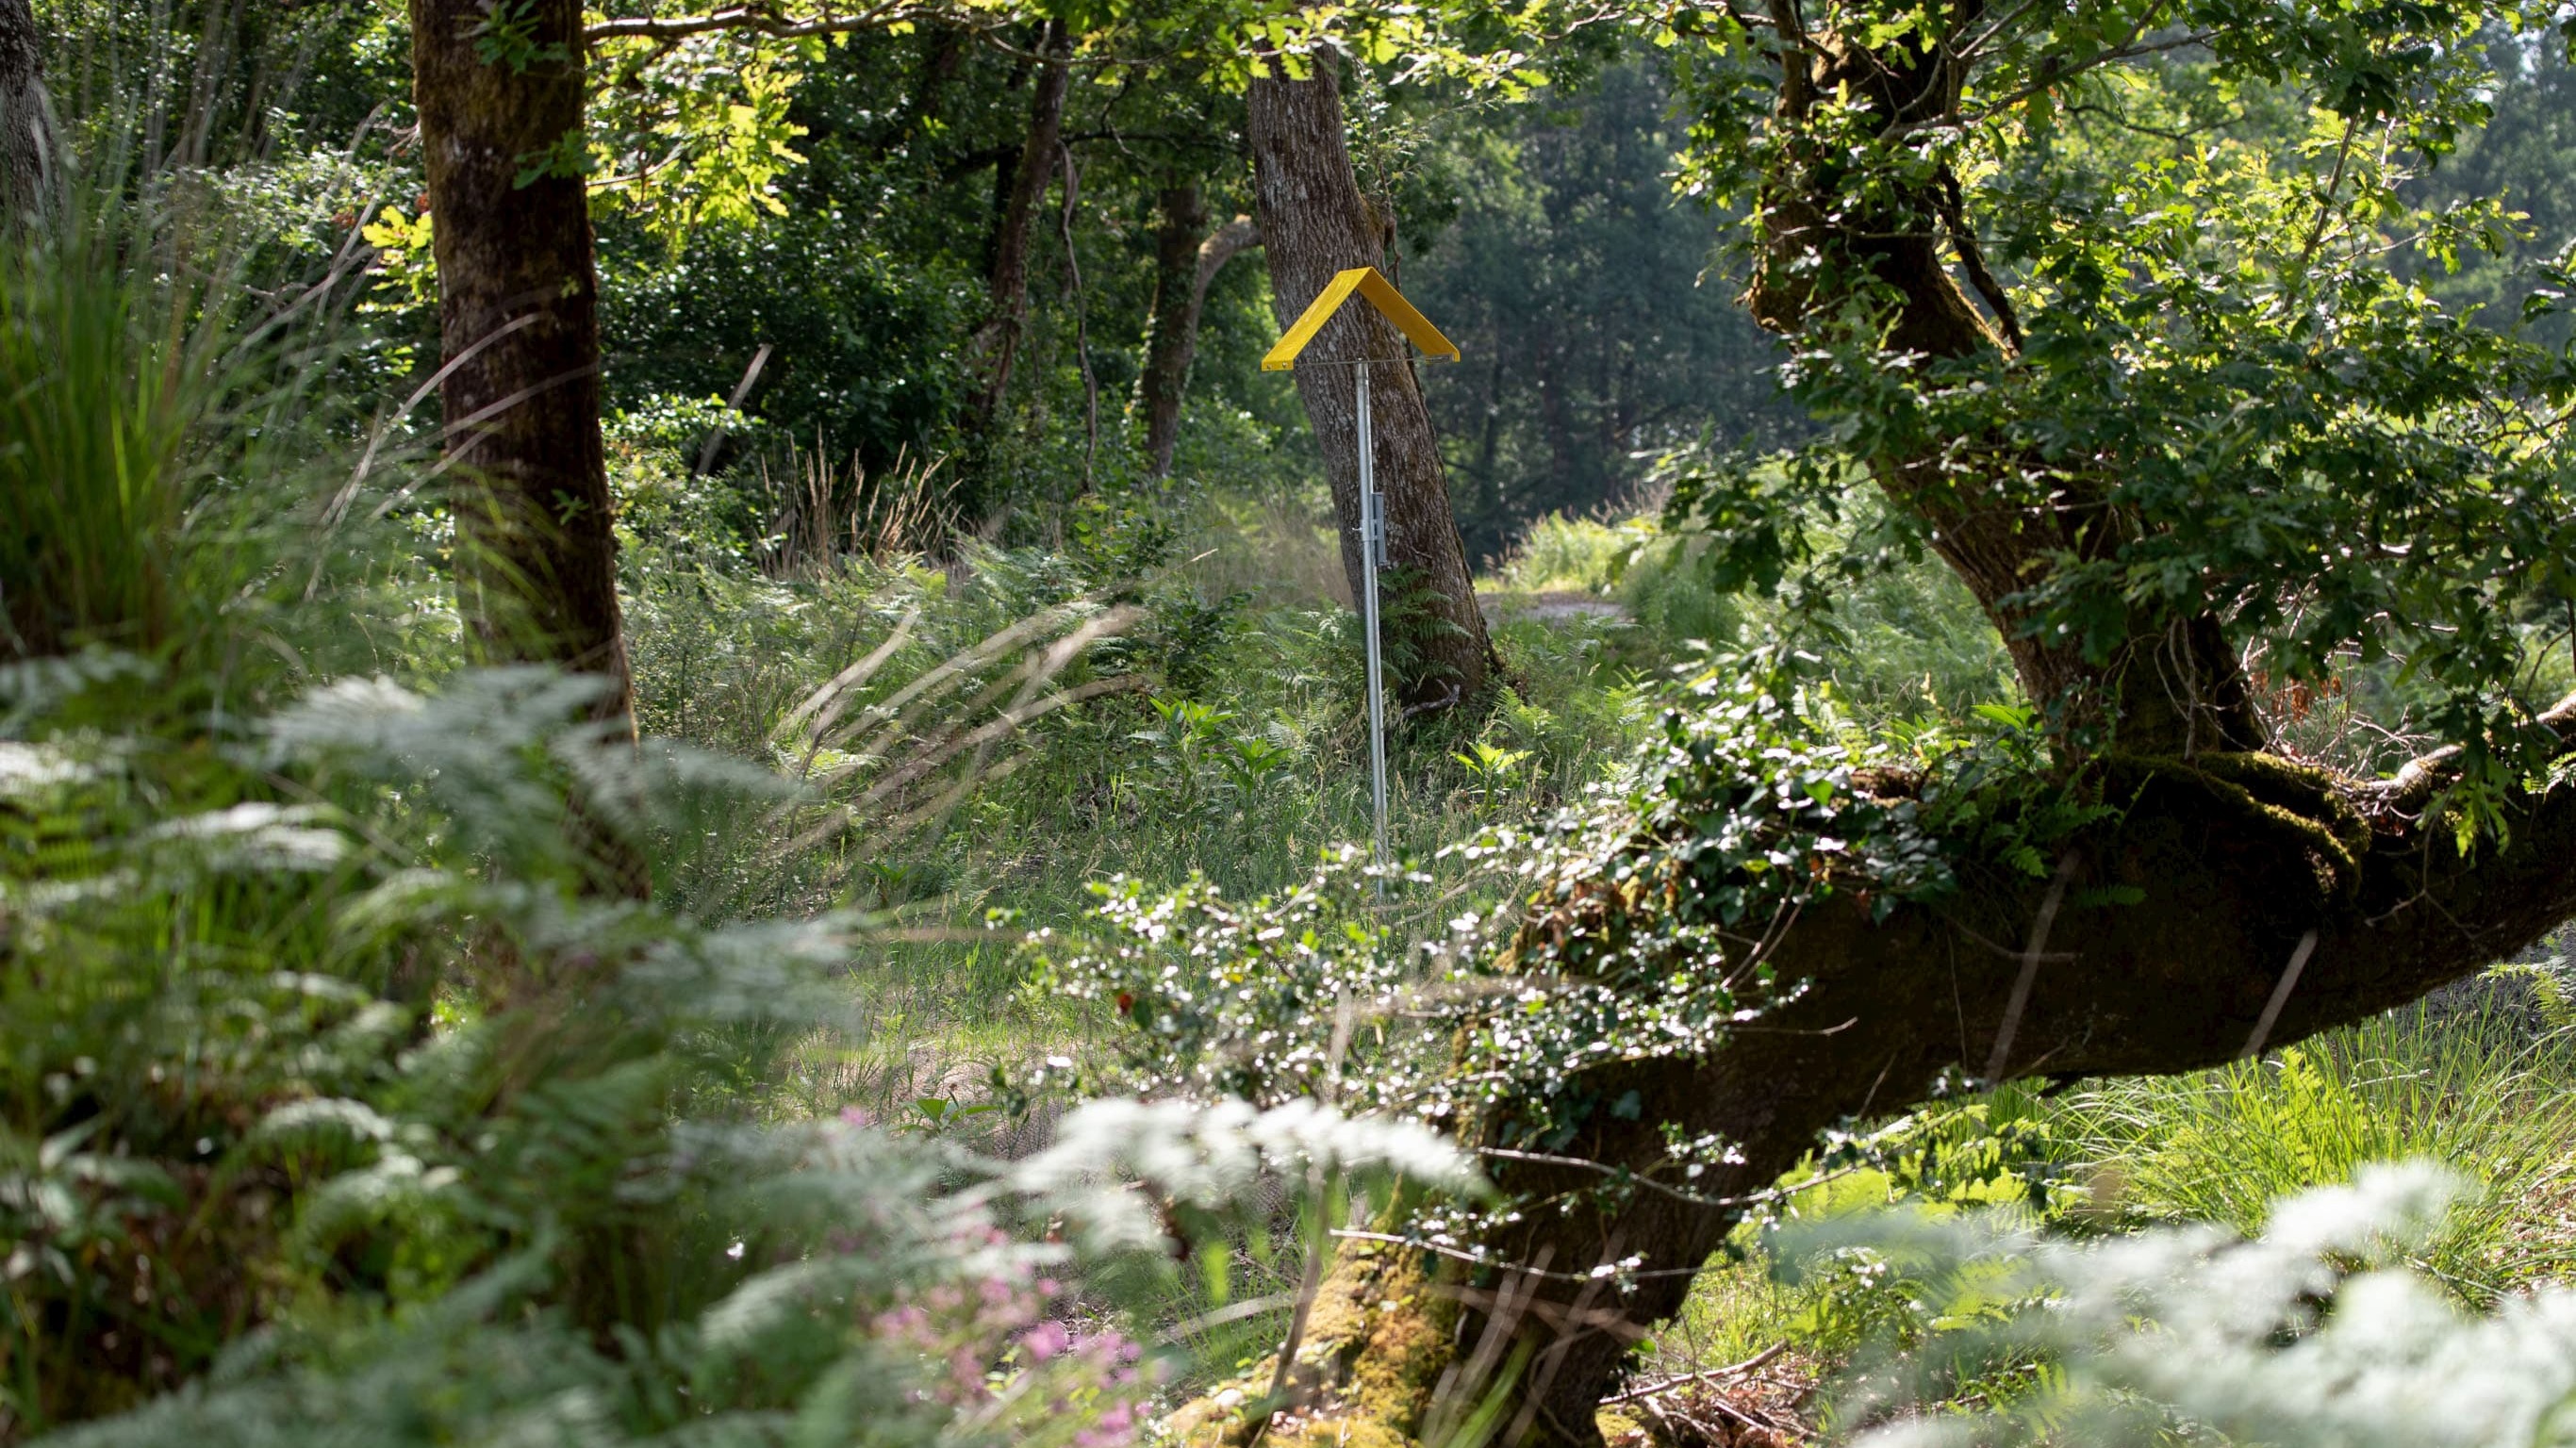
[[1135, 187, 1257, 477], [0, 0, 51, 222], [1247, 57, 1494, 714], [965, 19, 1069, 432], [410, 0, 646, 896]]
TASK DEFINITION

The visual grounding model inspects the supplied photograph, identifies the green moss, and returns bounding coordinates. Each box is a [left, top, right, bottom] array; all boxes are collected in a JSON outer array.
[[1164, 1245, 1463, 1448], [2098, 751, 2370, 901]]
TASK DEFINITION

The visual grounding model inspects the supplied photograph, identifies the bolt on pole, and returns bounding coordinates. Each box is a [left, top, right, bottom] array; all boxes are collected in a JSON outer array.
[[1356, 358, 1391, 894]]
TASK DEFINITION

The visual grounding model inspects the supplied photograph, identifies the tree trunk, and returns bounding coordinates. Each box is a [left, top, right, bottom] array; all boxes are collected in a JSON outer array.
[[1247, 57, 1494, 714], [1465, 716, 2576, 1443], [0, 0, 51, 222], [410, 0, 645, 894], [1134, 188, 1258, 477], [965, 19, 1069, 431]]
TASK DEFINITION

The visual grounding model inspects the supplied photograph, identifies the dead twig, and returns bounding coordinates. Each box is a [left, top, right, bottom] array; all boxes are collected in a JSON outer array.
[[1985, 848, 2080, 1081], [1603, 1341, 1789, 1406]]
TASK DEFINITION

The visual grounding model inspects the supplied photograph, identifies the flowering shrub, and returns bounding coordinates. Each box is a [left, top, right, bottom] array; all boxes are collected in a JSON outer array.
[[872, 1246, 1155, 1448]]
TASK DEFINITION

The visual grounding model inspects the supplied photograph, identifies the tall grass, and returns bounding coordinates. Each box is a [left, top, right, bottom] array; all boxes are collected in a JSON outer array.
[[608, 441, 1689, 1119], [1, 213, 308, 662], [2047, 999, 2576, 1302]]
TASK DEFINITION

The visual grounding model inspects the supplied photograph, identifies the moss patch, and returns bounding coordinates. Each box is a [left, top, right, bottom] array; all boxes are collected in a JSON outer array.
[[1162, 1243, 1463, 1447]]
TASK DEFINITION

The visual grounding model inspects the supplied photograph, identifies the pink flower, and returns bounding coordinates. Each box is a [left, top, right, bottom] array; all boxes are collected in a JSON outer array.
[[1020, 1320, 1071, 1362], [1075, 1402, 1136, 1448]]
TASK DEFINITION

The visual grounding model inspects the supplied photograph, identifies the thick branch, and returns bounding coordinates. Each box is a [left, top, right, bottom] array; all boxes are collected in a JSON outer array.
[[1454, 706, 2576, 1443], [1937, 167, 2022, 354], [1745, 18, 2264, 754], [1195, 216, 1261, 306], [586, 2, 970, 43]]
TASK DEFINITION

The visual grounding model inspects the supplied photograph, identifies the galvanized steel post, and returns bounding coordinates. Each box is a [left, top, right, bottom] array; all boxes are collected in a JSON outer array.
[[1356, 359, 1390, 891]]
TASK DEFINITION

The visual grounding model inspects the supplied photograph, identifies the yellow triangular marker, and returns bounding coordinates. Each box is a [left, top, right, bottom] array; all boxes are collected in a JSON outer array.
[[1262, 266, 1461, 371]]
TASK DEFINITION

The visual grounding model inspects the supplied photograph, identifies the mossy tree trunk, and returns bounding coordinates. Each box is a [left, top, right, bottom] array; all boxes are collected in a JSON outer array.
[[1247, 55, 1495, 716]]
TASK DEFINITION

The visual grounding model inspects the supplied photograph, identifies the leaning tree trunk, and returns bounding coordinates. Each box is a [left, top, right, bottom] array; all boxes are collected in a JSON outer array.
[[1135, 185, 1259, 477], [410, 0, 645, 896], [1175, 707, 2576, 1448], [964, 19, 1070, 434], [1172, 20, 2576, 1448], [1247, 58, 1494, 715], [1450, 721, 2576, 1445], [0, 0, 50, 222]]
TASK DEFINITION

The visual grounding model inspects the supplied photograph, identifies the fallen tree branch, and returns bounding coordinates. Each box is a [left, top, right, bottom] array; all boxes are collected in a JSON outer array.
[[1602, 1341, 1790, 1406]]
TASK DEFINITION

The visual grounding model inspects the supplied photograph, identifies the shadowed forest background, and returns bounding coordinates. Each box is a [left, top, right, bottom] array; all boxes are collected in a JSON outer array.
[[17, 1, 2576, 1445]]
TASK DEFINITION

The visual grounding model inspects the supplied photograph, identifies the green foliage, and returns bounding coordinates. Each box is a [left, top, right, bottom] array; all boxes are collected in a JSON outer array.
[[49, 4, 2576, 1441], [469, 0, 570, 75], [2413, 24, 2576, 346], [1033, 852, 1429, 1111], [0, 199, 362, 677], [1695, 997, 2576, 1440], [1656, 0, 2576, 791], [1126, 696, 1298, 822], [1044, 653, 2134, 1193], [1452, 740, 1536, 809], [2, 652, 1475, 1445]]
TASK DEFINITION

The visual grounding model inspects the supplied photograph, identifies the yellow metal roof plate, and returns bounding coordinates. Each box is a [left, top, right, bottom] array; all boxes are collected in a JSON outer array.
[[1261, 266, 1461, 370]]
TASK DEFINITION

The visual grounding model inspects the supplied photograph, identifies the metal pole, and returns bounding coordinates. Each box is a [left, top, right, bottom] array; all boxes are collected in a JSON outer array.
[[1356, 359, 1390, 891]]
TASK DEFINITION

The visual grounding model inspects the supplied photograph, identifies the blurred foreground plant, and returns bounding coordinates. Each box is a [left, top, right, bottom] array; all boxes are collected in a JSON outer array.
[[1786, 1162, 2576, 1448], [0, 658, 1471, 1444]]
